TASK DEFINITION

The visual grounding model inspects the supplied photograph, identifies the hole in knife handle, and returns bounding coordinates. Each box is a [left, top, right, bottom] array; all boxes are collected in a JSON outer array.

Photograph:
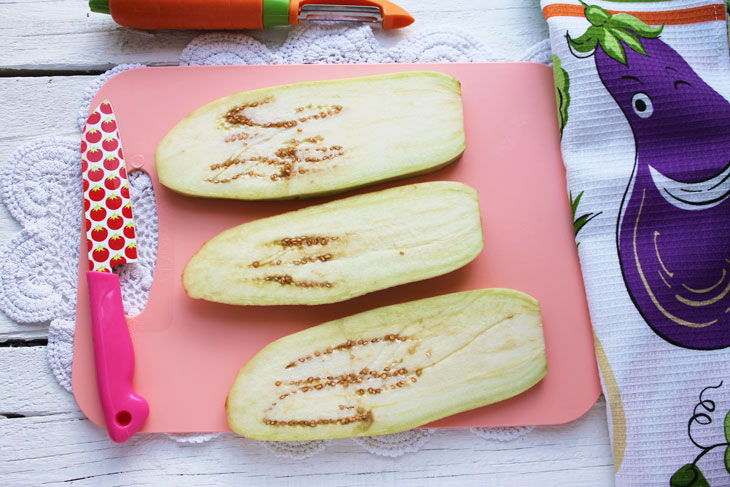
[[113, 170, 158, 318], [115, 410, 132, 426]]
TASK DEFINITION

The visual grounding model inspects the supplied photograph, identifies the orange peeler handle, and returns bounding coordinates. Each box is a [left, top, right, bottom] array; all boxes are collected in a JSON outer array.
[[289, 0, 414, 29], [108, 0, 265, 30]]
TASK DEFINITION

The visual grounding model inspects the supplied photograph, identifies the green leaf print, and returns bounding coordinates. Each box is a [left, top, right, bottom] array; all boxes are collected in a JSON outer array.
[[552, 55, 570, 135], [610, 13, 663, 39], [569, 191, 601, 247], [670, 464, 710, 487], [725, 410, 730, 474], [611, 28, 647, 56], [566, 26, 600, 53], [596, 28, 627, 65]]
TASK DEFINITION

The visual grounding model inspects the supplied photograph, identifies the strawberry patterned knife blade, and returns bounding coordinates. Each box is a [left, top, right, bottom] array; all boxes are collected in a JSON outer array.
[[82, 99, 148, 443]]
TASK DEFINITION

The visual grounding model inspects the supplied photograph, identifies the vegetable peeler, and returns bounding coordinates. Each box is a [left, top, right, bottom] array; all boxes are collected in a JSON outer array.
[[88, 0, 414, 30]]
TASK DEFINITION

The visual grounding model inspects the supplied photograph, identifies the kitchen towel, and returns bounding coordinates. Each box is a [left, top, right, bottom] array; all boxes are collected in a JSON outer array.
[[541, 1, 730, 485]]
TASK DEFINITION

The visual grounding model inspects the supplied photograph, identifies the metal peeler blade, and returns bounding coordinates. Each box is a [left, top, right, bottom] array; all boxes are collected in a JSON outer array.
[[298, 4, 383, 24]]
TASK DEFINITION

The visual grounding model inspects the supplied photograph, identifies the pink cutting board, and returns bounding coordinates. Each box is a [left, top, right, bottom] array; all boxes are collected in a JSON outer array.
[[72, 63, 601, 434]]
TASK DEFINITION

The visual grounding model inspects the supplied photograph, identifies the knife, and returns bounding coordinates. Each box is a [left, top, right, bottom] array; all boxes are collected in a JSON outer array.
[[88, 0, 414, 30], [82, 99, 149, 443]]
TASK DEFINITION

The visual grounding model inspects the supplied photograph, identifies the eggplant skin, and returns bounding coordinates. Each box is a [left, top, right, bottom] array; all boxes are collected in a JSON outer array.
[[182, 181, 484, 306], [155, 71, 465, 200], [226, 288, 547, 441]]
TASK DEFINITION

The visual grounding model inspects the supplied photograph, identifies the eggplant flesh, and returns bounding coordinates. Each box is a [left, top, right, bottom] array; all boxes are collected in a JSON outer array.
[[183, 182, 484, 306], [155, 71, 465, 199], [226, 289, 548, 440]]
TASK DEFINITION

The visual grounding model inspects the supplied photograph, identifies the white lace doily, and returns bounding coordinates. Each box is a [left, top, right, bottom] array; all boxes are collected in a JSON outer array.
[[2, 24, 552, 458], [261, 439, 331, 459], [352, 429, 434, 457]]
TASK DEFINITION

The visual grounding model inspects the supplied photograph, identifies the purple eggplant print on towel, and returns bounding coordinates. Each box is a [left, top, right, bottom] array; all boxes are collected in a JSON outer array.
[[568, 5, 730, 350]]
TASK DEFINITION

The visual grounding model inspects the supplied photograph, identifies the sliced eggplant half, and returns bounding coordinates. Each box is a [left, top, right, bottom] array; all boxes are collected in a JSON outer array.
[[182, 181, 484, 306], [156, 71, 465, 199], [226, 288, 547, 440]]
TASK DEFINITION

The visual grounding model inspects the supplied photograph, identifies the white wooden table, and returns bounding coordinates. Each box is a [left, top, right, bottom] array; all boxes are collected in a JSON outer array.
[[0, 1, 616, 485]]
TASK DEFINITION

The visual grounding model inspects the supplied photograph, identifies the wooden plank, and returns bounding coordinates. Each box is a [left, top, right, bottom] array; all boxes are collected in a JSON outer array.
[[0, 76, 89, 163], [1, 402, 614, 486], [0, 0, 195, 71], [0, 346, 76, 414], [0, 321, 48, 342], [0, 0, 548, 71]]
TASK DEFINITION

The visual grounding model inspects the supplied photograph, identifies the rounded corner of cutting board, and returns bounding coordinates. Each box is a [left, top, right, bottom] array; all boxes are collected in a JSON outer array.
[[547, 380, 603, 426], [102, 65, 151, 84], [88, 66, 153, 108]]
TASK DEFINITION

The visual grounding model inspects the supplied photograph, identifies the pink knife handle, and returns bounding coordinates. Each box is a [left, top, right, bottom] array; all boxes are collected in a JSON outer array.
[[87, 271, 149, 443]]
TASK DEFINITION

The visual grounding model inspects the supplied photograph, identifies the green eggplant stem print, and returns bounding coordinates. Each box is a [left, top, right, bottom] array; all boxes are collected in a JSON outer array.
[[670, 382, 730, 487], [570, 190, 600, 247], [567, 3, 664, 65]]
